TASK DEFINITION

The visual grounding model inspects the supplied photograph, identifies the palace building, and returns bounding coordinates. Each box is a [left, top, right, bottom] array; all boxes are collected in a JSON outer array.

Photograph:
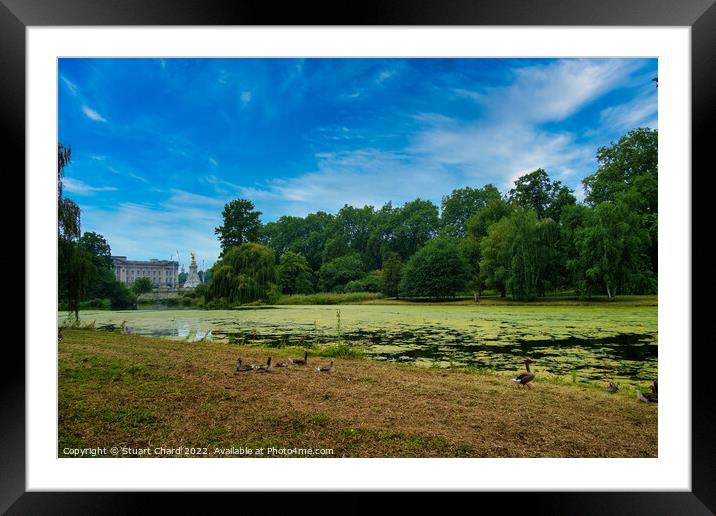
[[111, 256, 180, 289]]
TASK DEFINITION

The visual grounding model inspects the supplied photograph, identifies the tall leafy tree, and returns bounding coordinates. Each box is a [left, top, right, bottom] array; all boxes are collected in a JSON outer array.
[[573, 201, 651, 301], [582, 128, 658, 273], [399, 238, 469, 299], [381, 251, 403, 298], [508, 168, 575, 221], [132, 277, 154, 295], [441, 184, 501, 237], [277, 251, 313, 295], [206, 243, 279, 305], [479, 207, 561, 300], [215, 199, 262, 255], [78, 231, 112, 270], [57, 144, 95, 320], [318, 254, 365, 292], [391, 199, 440, 259]]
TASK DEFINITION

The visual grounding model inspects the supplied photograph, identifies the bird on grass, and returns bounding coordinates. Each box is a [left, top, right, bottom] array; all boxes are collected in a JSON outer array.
[[636, 381, 658, 403], [275, 360, 289, 368], [58, 328, 63, 344], [235, 358, 253, 373], [511, 359, 535, 389], [255, 357, 273, 373], [316, 361, 336, 373], [607, 382, 620, 393], [290, 351, 308, 365]]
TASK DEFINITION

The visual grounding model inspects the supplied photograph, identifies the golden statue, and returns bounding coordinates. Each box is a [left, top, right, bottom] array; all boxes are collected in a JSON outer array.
[[191, 252, 196, 266]]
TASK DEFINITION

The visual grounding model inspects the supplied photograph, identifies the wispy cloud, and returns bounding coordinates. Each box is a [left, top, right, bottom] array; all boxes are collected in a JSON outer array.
[[82, 105, 108, 123], [60, 75, 79, 96], [63, 177, 117, 195], [600, 90, 658, 132]]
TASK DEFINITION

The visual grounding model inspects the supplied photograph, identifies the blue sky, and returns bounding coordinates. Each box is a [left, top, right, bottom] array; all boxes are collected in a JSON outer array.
[[58, 58, 657, 268]]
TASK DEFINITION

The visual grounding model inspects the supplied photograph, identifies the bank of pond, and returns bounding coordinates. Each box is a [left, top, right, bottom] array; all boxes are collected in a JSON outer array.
[[60, 302, 657, 389]]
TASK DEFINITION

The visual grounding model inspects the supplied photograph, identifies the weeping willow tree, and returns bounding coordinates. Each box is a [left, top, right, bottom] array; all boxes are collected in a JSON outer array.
[[206, 243, 279, 305], [58, 143, 96, 320]]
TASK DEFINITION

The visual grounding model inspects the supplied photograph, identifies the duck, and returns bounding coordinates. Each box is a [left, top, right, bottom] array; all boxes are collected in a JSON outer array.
[[635, 381, 657, 403], [235, 358, 253, 373], [316, 361, 336, 373], [607, 382, 620, 393], [255, 357, 273, 373], [289, 351, 308, 365], [511, 359, 535, 389]]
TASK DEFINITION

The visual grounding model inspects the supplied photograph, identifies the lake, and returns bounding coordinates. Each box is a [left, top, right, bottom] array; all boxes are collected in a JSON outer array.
[[61, 304, 657, 385]]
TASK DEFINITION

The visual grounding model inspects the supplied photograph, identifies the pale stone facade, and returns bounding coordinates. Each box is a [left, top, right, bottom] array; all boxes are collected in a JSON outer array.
[[112, 256, 179, 289]]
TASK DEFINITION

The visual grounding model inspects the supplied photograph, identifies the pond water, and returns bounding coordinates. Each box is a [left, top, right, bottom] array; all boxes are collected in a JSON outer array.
[[61, 304, 657, 385]]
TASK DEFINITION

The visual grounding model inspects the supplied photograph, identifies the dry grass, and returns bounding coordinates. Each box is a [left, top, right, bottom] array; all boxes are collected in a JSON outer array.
[[59, 330, 657, 458]]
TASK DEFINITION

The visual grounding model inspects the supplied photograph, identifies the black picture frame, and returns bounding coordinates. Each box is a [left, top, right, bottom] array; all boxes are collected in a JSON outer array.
[[5, 0, 712, 512]]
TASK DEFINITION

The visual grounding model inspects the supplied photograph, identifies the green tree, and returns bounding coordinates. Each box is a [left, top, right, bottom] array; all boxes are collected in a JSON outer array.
[[465, 197, 513, 241], [57, 144, 95, 320], [132, 277, 154, 295], [583, 128, 657, 206], [573, 201, 651, 301], [391, 199, 440, 259], [381, 252, 403, 298], [441, 184, 501, 237], [479, 207, 561, 300], [178, 271, 188, 285], [478, 217, 512, 297], [344, 270, 383, 293], [215, 199, 262, 255], [318, 254, 365, 292], [277, 251, 313, 295], [78, 231, 112, 270], [582, 128, 658, 273], [399, 238, 469, 299], [508, 168, 575, 221], [206, 243, 279, 305]]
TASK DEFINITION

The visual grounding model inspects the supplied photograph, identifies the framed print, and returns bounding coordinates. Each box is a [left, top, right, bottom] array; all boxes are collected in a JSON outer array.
[[6, 0, 713, 512]]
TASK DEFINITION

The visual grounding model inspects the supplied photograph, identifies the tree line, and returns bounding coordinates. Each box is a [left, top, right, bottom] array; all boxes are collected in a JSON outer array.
[[205, 127, 657, 304]]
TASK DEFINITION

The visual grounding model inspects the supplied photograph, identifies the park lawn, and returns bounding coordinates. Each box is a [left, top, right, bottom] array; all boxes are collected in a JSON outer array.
[[58, 329, 657, 458]]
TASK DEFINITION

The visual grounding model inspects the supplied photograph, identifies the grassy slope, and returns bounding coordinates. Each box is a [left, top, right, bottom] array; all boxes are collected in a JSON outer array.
[[59, 330, 657, 458]]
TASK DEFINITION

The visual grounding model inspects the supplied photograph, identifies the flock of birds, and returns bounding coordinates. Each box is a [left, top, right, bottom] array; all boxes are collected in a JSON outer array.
[[511, 359, 657, 403], [235, 351, 336, 374]]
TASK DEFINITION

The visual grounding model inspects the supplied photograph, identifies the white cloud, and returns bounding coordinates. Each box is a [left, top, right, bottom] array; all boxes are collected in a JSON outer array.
[[63, 178, 117, 195], [82, 105, 108, 123], [466, 59, 641, 124], [240, 91, 252, 106], [600, 90, 658, 132], [209, 157, 218, 166], [61, 76, 78, 96]]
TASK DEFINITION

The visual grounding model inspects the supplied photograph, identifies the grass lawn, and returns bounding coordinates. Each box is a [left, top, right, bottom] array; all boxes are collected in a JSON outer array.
[[59, 329, 657, 458]]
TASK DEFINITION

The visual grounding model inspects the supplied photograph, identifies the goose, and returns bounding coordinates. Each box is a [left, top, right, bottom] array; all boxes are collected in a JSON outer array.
[[290, 351, 308, 365], [275, 360, 289, 368], [255, 357, 273, 373], [316, 361, 335, 373], [511, 359, 535, 389], [635, 382, 657, 403], [607, 382, 620, 393], [235, 358, 253, 373]]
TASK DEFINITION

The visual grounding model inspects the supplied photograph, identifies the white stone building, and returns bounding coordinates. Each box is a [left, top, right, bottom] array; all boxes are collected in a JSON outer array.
[[111, 256, 179, 289]]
